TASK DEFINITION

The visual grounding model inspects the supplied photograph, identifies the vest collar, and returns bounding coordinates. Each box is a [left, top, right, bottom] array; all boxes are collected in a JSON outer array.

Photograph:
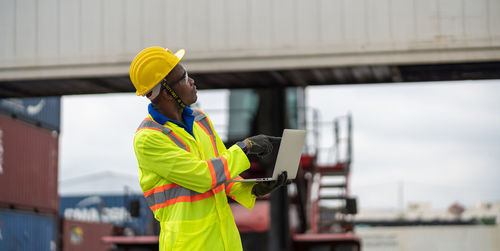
[[148, 103, 195, 137]]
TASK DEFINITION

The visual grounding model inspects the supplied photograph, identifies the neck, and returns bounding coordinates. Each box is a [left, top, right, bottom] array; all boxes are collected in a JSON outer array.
[[154, 102, 185, 124]]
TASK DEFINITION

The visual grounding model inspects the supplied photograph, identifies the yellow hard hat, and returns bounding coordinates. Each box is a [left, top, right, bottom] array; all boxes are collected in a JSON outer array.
[[129, 47, 185, 96]]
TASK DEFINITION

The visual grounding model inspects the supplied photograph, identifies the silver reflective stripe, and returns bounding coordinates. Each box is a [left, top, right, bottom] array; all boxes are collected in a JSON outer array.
[[165, 134, 187, 151], [138, 119, 172, 134], [194, 113, 206, 122], [192, 110, 219, 154], [137, 119, 187, 151], [209, 158, 227, 186], [145, 186, 200, 208], [192, 109, 206, 121], [197, 119, 213, 137], [196, 117, 219, 153]]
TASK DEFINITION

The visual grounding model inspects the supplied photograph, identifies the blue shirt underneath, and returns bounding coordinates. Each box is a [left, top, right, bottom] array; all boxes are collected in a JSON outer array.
[[148, 103, 195, 138]]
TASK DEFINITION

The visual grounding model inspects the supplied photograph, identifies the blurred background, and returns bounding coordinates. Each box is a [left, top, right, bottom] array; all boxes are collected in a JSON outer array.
[[1, 0, 499, 250]]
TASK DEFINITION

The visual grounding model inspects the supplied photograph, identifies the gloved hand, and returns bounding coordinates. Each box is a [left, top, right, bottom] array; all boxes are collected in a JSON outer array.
[[243, 135, 281, 158], [252, 171, 288, 197]]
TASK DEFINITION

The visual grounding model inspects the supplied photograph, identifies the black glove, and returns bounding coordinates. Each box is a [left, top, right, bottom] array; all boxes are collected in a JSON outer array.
[[243, 135, 281, 158], [252, 171, 288, 197]]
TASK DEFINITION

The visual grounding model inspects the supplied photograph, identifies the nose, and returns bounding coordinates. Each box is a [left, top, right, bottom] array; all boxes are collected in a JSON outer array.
[[188, 77, 195, 87]]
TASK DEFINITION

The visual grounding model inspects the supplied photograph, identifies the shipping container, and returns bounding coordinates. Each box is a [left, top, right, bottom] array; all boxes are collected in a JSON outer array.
[[60, 194, 156, 236], [62, 219, 113, 251], [0, 97, 61, 131], [0, 209, 57, 251], [0, 114, 59, 212]]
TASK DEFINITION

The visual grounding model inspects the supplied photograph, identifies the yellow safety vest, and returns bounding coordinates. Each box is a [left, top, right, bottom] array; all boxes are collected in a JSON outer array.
[[133, 108, 256, 251]]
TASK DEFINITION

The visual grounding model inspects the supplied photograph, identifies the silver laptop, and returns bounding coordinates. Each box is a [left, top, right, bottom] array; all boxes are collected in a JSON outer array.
[[230, 129, 307, 183]]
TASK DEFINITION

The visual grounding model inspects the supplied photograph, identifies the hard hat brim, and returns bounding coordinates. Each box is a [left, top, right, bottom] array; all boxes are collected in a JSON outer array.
[[174, 49, 185, 62]]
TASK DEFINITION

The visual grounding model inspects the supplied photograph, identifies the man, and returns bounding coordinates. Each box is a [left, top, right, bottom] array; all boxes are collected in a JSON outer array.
[[130, 46, 287, 251]]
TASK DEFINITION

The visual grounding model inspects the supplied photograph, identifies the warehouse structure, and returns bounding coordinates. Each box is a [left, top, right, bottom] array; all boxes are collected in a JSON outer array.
[[1, 0, 500, 97]]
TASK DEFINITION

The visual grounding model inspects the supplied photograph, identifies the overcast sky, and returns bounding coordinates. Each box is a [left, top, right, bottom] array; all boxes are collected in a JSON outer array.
[[59, 79, 500, 210]]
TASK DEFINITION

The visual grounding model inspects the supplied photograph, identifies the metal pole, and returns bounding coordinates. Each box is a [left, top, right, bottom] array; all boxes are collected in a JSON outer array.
[[347, 113, 352, 164]]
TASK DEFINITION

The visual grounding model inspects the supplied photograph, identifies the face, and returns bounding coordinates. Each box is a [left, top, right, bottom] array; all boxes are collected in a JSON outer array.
[[165, 64, 197, 106]]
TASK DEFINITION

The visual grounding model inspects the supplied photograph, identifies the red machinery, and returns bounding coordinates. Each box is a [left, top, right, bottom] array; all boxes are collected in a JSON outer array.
[[233, 114, 360, 251]]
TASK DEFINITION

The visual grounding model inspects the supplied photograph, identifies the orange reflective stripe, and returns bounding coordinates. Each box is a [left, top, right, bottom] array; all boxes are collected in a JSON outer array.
[[207, 157, 230, 188], [149, 184, 225, 211], [206, 160, 217, 189], [196, 121, 218, 157], [143, 183, 179, 197], [225, 183, 234, 195], [195, 109, 217, 138], [204, 114, 217, 136], [166, 131, 190, 152], [221, 156, 230, 181], [225, 176, 243, 195], [208, 135, 218, 156], [197, 121, 210, 135], [193, 109, 219, 156], [212, 184, 224, 194], [150, 192, 211, 211]]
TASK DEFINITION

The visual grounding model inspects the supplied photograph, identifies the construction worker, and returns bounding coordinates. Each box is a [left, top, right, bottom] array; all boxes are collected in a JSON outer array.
[[130, 46, 288, 251]]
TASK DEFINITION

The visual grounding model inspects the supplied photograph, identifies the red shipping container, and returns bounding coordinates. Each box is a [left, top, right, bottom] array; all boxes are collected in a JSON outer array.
[[62, 219, 114, 251], [0, 114, 59, 212]]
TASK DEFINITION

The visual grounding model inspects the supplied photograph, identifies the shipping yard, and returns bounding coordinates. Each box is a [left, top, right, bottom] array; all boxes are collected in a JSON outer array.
[[2, 0, 500, 250]]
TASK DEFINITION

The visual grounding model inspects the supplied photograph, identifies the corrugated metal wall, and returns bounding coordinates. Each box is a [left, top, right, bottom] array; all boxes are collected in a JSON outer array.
[[0, 209, 57, 251], [0, 114, 59, 213], [60, 194, 155, 236], [62, 219, 113, 251], [1, 0, 499, 77]]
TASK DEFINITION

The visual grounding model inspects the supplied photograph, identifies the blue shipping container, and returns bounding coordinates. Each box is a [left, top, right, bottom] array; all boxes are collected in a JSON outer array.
[[60, 194, 155, 236], [0, 209, 57, 251], [0, 97, 61, 131]]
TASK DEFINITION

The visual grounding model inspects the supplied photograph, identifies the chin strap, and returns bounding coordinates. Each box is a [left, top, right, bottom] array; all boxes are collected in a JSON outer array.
[[161, 79, 186, 108]]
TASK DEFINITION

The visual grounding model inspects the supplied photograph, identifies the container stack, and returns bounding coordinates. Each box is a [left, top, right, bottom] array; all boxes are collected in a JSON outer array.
[[60, 194, 155, 236], [0, 97, 61, 251]]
